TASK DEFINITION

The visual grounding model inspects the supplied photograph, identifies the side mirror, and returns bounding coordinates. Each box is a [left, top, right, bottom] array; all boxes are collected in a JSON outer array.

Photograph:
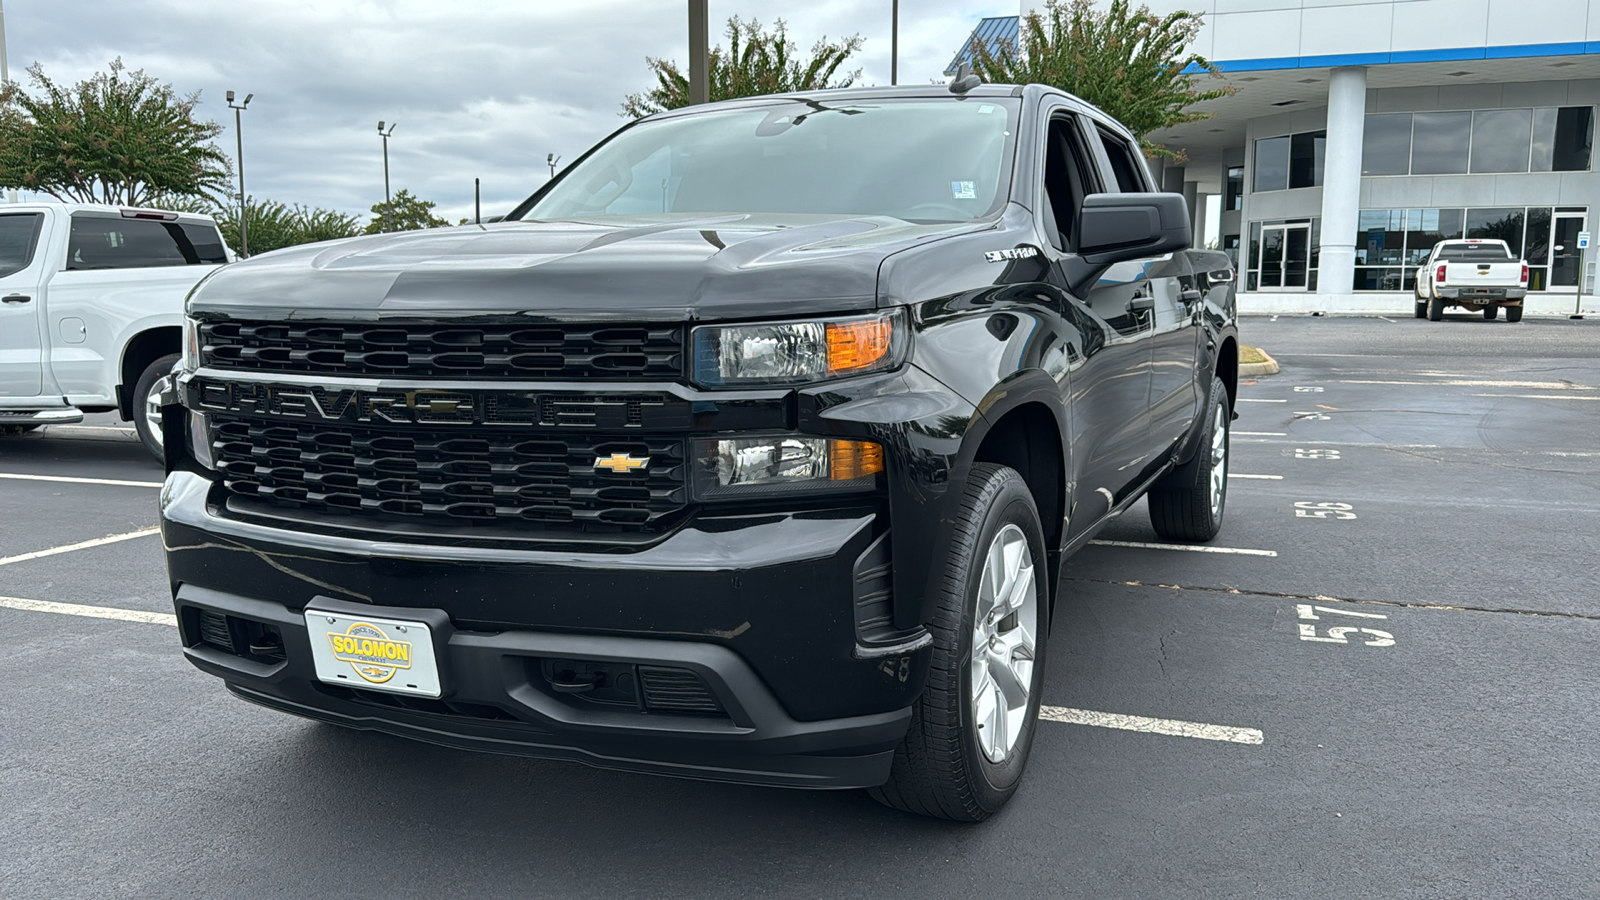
[[1077, 192, 1191, 266]]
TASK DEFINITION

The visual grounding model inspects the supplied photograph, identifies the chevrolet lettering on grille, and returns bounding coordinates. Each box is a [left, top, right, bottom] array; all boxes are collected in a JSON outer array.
[[192, 379, 677, 429]]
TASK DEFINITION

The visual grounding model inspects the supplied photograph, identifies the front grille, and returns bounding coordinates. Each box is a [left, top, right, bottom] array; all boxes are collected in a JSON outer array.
[[211, 414, 687, 528], [200, 320, 685, 381]]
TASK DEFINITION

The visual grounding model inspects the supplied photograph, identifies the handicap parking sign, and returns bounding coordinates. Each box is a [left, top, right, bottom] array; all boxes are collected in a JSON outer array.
[[1580, 231, 1591, 250]]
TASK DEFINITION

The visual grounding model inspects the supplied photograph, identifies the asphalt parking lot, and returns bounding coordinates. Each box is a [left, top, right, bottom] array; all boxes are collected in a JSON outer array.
[[2, 314, 1598, 899]]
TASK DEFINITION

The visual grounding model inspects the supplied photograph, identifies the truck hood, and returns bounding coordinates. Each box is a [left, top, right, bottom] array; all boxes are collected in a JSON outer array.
[[191, 214, 978, 321]]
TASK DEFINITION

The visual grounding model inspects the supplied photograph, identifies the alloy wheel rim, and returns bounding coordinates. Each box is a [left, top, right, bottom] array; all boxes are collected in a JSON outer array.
[[1209, 402, 1228, 518], [969, 523, 1038, 764], [144, 379, 165, 452]]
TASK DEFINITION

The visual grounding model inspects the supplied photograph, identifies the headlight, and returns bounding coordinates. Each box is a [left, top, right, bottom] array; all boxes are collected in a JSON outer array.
[[181, 315, 201, 372], [691, 310, 906, 387], [692, 436, 884, 500]]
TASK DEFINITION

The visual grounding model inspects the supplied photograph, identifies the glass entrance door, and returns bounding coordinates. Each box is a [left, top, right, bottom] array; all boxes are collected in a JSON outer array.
[[1260, 224, 1311, 291], [1551, 213, 1587, 292]]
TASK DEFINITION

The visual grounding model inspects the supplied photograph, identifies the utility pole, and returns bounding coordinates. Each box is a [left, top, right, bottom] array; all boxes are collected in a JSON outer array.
[[474, 177, 480, 225], [891, 0, 899, 86], [688, 0, 708, 106], [226, 90, 252, 256], [0, 0, 16, 203], [377, 121, 396, 232]]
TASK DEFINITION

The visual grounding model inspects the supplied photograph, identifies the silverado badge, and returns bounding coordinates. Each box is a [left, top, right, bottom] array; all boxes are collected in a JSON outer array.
[[594, 453, 650, 473]]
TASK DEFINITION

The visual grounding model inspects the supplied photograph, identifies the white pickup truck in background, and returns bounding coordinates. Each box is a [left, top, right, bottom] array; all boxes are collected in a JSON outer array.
[[0, 203, 229, 458], [1414, 238, 1529, 323]]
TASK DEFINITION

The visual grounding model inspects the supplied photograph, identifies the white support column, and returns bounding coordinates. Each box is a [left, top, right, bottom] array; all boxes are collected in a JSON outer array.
[[1318, 66, 1367, 296], [1182, 182, 1201, 242]]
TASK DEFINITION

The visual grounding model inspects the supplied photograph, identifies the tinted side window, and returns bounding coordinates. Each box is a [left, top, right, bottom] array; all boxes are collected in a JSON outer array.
[[67, 216, 226, 270], [1040, 116, 1099, 250], [0, 214, 45, 278], [1096, 127, 1147, 193]]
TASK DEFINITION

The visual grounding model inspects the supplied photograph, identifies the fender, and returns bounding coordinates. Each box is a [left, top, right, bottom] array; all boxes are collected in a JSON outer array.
[[894, 366, 1070, 631]]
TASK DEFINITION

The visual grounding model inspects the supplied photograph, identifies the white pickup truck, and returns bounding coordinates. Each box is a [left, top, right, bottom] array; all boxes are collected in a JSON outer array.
[[0, 203, 229, 458], [1414, 238, 1528, 322]]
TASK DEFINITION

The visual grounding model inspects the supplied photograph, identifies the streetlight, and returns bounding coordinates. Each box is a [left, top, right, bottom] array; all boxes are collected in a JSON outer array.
[[546, 153, 560, 179], [226, 90, 252, 255], [891, 0, 899, 86], [0, 0, 16, 202], [377, 120, 396, 231]]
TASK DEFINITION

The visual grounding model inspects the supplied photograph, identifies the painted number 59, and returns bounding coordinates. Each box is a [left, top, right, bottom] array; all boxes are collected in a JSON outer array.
[[1294, 501, 1356, 519]]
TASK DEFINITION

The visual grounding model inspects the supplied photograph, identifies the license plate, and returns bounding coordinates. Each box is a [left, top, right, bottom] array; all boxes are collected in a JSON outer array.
[[304, 609, 442, 698]]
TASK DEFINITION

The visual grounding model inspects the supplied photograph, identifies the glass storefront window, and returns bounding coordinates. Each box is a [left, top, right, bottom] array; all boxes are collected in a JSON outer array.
[[1411, 112, 1472, 174], [1362, 114, 1412, 175], [1403, 209, 1464, 265], [1532, 107, 1595, 172], [1225, 167, 1244, 211], [1253, 136, 1289, 192], [1465, 208, 1526, 258], [1356, 209, 1405, 265], [1470, 108, 1533, 173], [1289, 132, 1326, 188]]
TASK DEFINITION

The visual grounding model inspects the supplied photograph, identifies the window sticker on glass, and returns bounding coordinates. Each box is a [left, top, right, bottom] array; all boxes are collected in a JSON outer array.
[[952, 181, 977, 200], [978, 104, 996, 115]]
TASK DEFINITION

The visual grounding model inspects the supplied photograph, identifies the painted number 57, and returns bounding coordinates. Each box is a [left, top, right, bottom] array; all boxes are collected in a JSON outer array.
[[1294, 501, 1356, 519]]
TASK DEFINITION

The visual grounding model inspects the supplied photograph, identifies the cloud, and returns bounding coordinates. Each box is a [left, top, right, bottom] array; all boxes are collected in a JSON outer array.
[[4, 0, 1016, 222]]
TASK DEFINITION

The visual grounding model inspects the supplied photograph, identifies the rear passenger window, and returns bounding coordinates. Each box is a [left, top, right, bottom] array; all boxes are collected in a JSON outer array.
[[0, 214, 45, 278], [66, 216, 228, 271], [1096, 128, 1148, 193]]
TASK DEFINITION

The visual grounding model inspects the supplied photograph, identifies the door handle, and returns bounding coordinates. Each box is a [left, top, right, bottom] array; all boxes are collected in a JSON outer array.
[[2, 294, 30, 304]]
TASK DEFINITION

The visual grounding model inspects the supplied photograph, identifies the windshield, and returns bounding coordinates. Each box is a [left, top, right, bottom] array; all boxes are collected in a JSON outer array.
[[519, 98, 1020, 224], [1438, 244, 1515, 261]]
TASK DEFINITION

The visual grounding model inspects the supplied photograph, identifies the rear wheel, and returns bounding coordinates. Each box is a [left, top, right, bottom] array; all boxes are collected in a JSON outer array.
[[870, 463, 1048, 822], [132, 353, 179, 462], [1148, 377, 1230, 542], [1427, 294, 1445, 321], [1483, 306, 1499, 321], [1505, 304, 1524, 323]]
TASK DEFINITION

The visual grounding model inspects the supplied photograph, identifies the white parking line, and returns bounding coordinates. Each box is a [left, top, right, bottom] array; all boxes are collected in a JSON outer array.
[[1469, 393, 1600, 401], [1238, 398, 1287, 403], [0, 595, 175, 626], [1231, 474, 1283, 480], [1040, 706, 1264, 745], [1342, 379, 1595, 390], [1235, 431, 1286, 436], [0, 472, 163, 488], [0, 528, 160, 567], [1088, 540, 1278, 557]]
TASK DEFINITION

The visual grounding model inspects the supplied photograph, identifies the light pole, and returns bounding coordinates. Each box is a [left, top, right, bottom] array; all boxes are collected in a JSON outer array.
[[546, 153, 560, 179], [226, 90, 252, 255], [0, 0, 16, 203], [377, 120, 396, 231], [688, 0, 708, 105], [891, 0, 899, 86]]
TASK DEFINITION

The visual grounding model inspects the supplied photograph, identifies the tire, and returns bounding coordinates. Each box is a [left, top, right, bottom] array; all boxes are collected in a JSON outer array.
[[1427, 294, 1445, 321], [1505, 304, 1523, 323], [1414, 299, 1427, 319], [869, 463, 1049, 822], [1148, 377, 1230, 542], [2, 424, 41, 435], [132, 352, 179, 462], [1483, 306, 1499, 321]]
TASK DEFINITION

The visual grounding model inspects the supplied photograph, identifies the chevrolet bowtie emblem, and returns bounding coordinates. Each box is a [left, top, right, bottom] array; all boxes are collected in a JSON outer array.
[[594, 453, 650, 473]]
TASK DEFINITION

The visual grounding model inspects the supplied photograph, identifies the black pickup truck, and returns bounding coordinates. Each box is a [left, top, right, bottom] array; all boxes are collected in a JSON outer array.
[[160, 82, 1238, 821]]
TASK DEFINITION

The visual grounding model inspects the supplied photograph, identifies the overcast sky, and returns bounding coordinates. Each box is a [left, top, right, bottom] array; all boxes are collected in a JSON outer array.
[[3, 0, 1018, 223]]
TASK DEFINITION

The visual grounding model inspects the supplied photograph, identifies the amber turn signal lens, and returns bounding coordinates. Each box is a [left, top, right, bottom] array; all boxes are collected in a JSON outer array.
[[828, 440, 884, 481], [826, 316, 894, 374]]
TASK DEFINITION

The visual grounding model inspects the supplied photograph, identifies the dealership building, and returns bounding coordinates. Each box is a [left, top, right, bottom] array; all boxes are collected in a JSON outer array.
[[965, 2, 1600, 314]]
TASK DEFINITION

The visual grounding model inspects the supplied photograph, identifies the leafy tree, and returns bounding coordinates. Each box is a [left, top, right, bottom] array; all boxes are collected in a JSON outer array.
[[972, 0, 1232, 160], [365, 189, 451, 234], [0, 58, 231, 204], [622, 17, 863, 117], [159, 195, 361, 255]]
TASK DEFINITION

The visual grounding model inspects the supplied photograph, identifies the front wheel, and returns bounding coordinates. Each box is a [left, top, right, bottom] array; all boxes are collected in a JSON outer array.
[[870, 463, 1049, 821], [1148, 377, 1230, 542], [132, 353, 179, 462], [1414, 298, 1427, 319]]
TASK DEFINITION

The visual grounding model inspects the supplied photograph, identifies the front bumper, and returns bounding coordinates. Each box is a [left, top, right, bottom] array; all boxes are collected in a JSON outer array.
[[161, 470, 927, 789]]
